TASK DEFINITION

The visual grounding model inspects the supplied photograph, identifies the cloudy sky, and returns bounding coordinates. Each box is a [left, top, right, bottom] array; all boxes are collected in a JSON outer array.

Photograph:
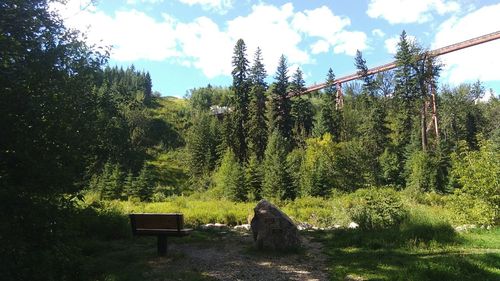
[[51, 0, 500, 97]]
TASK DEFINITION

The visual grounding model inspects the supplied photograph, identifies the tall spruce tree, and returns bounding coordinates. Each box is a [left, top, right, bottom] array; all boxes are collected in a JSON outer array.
[[248, 47, 268, 161], [314, 69, 336, 138], [262, 130, 295, 200], [393, 31, 419, 150], [215, 149, 247, 201], [291, 68, 314, 145], [269, 55, 293, 149], [246, 153, 263, 201], [354, 50, 376, 97], [231, 39, 250, 163], [135, 163, 155, 201]]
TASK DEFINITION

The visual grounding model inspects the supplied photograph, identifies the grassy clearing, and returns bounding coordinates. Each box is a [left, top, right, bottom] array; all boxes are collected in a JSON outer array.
[[308, 218, 500, 280], [78, 192, 499, 280]]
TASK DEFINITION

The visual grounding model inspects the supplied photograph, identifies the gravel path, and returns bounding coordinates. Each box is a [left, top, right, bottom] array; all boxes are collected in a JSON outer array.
[[147, 230, 329, 281]]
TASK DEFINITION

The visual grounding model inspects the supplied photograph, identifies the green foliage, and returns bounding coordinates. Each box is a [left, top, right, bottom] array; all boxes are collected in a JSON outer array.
[[299, 134, 335, 197], [246, 154, 263, 201], [186, 112, 221, 177], [0, 1, 108, 279], [291, 96, 314, 145], [405, 150, 438, 194], [230, 39, 250, 163], [248, 47, 268, 161], [135, 164, 155, 201], [214, 149, 247, 202], [446, 193, 496, 226], [449, 139, 499, 224], [269, 55, 293, 144], [188, 85, 232, 111], [347, 188, 408, 229], [262, 130, 295, 200]]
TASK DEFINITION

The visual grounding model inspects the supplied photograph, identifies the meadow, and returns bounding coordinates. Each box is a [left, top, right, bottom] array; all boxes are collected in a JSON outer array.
[[77, 191, 500, 281]]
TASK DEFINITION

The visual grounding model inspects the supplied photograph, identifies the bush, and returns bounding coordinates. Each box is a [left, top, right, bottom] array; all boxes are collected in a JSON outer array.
[[445, 193, 496, 226], [449, 139, 499, 224], [346, 187, 407, 229]]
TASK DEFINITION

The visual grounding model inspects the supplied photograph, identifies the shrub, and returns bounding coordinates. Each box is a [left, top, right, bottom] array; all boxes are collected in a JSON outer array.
[[449, 139, 499, 224], [445, 193, 496, 226], [346, 187, 407, 229]]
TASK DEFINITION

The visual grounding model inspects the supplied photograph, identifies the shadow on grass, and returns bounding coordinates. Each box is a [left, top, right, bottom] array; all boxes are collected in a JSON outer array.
[[308, 222, 500, 281]]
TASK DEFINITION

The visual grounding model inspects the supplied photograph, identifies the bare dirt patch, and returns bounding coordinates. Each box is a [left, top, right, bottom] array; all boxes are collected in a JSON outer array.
[[146, 230, 329, 281]]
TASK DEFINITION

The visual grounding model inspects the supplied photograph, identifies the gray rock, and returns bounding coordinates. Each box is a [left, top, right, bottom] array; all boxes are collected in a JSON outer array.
[[250, 200, 301, 250]]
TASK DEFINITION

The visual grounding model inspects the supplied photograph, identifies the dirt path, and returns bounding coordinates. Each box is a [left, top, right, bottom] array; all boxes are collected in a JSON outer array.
[[146, 230, 329, 281]]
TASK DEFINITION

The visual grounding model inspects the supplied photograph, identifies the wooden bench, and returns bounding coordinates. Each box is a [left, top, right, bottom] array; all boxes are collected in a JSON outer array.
[[129, 213, 192, 256]]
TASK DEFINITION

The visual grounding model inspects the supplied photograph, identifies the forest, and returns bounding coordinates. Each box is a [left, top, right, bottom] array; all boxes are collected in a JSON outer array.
[[1, 1, 499, 280]]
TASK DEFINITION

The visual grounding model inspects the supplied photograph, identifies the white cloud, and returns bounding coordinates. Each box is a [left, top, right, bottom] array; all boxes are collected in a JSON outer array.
[[292, 6, 351, 39], [178, 0, 233, 14], [372, 29, 385, 37], [50, 1, 179, 61], [226, 3, 310, 74], [127, 0, 164, 4], [176, 16, 233, 77], [367, 0, 460, 24], [433, 4, 500, 84], [311, 40, 330, 54], [291, 5, 368, 57], [50, 1, 368, 79], [333, 31, 368, 56]]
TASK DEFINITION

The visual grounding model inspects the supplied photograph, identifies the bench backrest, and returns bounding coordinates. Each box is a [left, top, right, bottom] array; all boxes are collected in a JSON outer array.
[[129, 213, 184, 234]]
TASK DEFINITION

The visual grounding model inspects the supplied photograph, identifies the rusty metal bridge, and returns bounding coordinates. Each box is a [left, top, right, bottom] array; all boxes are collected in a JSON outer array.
[[290, 30, 500, 98]]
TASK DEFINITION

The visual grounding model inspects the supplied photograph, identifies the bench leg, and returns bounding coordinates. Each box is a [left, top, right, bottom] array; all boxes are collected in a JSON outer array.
[[157, 235, 167, 256]]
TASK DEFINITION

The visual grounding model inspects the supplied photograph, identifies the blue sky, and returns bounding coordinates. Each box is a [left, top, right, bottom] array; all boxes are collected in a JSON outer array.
[[51, 0, 500, 98]]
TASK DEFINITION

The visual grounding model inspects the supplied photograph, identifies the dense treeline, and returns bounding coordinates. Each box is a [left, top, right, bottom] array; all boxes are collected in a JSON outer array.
[[184, 34, 498, 207], [1, 1, 498, 280], [0, 1, 180, 279]]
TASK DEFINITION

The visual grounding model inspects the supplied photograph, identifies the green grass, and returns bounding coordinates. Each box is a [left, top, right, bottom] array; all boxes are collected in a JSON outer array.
[[78, 192, 500, 280], [308, 221, 500, 281]]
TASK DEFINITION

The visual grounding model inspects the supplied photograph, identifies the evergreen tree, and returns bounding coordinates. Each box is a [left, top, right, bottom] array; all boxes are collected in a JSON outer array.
[[135, 164, 155, 201], [100, 160, 115, 200], [314, 69, 336, 138], [300, 135, 335, 197], [291, 68, 314, 145], [248, 47, 268, 161], [215, 149, 247, 201], [123, 170, 135, 198], [230, 39, 250, 163], [109, 163, 124, 199], [392, 31, 419, 149], [187, 113, 220, 177], [269, 55, 293, 149], [246, 154, 264, 201], [354, 50, 376, 97], [262, 130, 295, 200]]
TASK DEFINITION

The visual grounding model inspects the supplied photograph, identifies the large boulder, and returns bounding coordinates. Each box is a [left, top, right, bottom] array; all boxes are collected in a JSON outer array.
[[250, 200, 301, 250]]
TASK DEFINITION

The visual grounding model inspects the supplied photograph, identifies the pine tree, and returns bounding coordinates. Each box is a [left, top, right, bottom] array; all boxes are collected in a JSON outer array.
[[100, 160, 115, 200], [215, 149, 247, 201], [290, 68, 314, 145], [246, 154, 263, 201], [109, 163, 124, 199], [123, 170, 135, 198], [269, 55, 293, 149], [262, 130, 295, 200], [231, 39, 250, 163], [187, 113, 220, 176], [248, 47, 268, 161], [135, 164, 154, 201], [354, 50, 376, 97]]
